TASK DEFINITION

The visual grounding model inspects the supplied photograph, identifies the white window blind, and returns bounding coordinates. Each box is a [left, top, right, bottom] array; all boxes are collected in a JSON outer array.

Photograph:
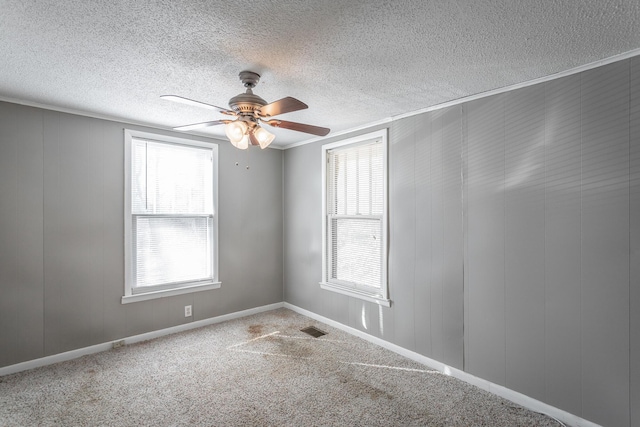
[[326, 140, 385, 292], [131, 140, 213, 215], [129, 137, 215, 293]]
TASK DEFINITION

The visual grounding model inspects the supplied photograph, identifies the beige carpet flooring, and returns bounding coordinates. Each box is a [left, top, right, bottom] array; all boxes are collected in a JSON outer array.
[[0, 308, 561, 426]]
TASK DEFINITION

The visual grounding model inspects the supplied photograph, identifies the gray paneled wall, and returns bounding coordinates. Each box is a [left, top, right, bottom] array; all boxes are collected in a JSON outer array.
[[503, 85, 546, 402], [0, 103, 44, 364], [284, 57, 640, 427], [438, 107, 464, 368], [390, 114, 417, 351], [579, 61, 630, 426], [630, 55, 640, 427], [543, 73, 583, 416], [466, 94, 507, 385], [0, 103, 283, 368], [2, 58, 639, 426]]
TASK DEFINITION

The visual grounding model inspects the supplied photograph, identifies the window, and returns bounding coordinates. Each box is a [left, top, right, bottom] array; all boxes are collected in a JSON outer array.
[[321, 129, 389, 306], [123, 130, 219, 303]]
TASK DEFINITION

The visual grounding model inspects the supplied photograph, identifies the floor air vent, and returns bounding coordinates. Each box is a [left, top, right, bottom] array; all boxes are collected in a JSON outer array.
[[301, 326, 327, 338]]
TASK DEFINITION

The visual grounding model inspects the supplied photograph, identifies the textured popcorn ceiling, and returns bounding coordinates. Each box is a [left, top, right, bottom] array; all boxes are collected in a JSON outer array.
[[1, 0, 639, 147]]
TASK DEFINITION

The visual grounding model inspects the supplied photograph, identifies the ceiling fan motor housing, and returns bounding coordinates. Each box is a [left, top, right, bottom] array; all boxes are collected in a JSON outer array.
[[227, 70, 267, 115], [228, 90, 267, 114]]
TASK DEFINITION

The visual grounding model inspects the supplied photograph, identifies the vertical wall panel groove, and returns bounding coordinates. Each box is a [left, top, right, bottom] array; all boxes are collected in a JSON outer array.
[[414, 114, 432, 356], [430, 110, 445, 362], [0, 103, 20, 367], [441, 105, 464, 370], [390, 116, 417, 350], [580, 61, 630, 427], [465, 95, 507, 386], [101, 122, 127, 342], [544, 73, 583, 416], [15, 106, 45, 363], [504, 85, 546, 401], [629, 55, 640, 427]]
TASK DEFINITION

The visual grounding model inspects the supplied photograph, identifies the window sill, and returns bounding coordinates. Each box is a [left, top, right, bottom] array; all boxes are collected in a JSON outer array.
[[121, 281, 221, 304], [320, 282, 391, 307]]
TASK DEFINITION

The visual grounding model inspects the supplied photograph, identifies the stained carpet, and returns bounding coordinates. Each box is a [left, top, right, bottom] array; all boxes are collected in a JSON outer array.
[[0, 308, 560, 426]]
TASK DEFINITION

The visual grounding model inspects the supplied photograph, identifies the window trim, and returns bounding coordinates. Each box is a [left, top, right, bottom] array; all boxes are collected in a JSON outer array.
[[122, 129, 220, 304], [320, 129, 390, 307]]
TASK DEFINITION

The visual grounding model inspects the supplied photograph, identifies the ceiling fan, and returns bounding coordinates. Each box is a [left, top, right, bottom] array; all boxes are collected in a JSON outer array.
[[161, 71, 330, 149]]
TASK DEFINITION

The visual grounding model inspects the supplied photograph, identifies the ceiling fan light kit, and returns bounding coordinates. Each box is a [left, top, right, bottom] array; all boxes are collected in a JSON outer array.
[[224, 120, 249, 149], [162, 71, 330, 150]]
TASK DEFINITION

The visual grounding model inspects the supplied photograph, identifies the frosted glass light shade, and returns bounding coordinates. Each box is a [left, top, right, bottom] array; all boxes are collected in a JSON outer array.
[[235, 135, 250, 150], [225, 121, 249, 149], [253, 126, 276, 149]]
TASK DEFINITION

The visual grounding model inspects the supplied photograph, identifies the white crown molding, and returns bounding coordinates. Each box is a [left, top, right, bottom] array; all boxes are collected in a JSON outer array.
[[2, 48, 639, 155], [0, 95, 229, 144], [284, 47, 640, 150], [281, 117, 393, 150], [391, 46, 640, 122]]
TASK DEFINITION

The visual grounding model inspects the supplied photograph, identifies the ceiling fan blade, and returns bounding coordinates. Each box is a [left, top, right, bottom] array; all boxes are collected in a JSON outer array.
[[161, 95, 234, 115], [264, 119, 330, 136], [258, 97, 308, 117], [173, 120, 228, 131]]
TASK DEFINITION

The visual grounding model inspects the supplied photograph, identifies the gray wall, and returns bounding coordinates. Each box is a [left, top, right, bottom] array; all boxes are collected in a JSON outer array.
[[284, 57, 640, 427], [0, 103, 283, 368], [1, 57, 639, 426]]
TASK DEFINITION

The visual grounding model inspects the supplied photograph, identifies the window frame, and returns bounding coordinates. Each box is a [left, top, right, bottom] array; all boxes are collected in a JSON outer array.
[[320, 129, 390, 307], [122, 129, 220, 304]]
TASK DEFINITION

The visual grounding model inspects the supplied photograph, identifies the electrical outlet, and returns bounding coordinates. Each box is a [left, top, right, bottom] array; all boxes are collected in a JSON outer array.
[[184, 305, 192, 317]]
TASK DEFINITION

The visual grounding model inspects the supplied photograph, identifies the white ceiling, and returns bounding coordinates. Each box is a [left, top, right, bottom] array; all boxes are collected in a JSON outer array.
[[1, 0, 639, 148]]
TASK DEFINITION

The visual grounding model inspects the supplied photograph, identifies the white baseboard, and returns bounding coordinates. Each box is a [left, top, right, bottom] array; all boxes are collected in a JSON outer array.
[[0, 300, 601, 427], [283, 302, 601, 427], [0, 302, 284, 377]]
